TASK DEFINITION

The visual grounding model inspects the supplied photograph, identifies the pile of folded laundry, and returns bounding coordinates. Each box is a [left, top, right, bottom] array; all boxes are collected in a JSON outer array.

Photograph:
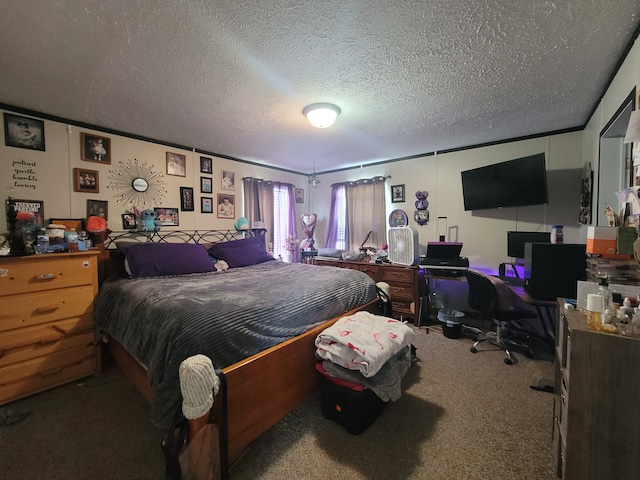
[[314, 310, 416, 434]]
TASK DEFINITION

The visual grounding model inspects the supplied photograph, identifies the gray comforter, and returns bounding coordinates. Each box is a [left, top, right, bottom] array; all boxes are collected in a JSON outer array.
[[94, 260, 376, 428]]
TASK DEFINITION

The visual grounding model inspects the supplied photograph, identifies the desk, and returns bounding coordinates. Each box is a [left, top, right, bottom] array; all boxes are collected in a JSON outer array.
[[509, 285, 557, 350], [424, 270, 557, 349], [423, 269, 467, 328]]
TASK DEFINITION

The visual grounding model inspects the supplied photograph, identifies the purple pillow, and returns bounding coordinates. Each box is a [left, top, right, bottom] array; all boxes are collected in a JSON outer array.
[[208, 236, 275, 268], [124, 243, 214, 278]]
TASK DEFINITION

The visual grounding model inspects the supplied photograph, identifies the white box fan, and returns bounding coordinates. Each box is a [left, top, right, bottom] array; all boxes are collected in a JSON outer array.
[[387, 227, 419, 265]]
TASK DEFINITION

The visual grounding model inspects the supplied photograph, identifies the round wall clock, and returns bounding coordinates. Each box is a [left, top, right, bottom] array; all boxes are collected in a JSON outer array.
[[389, 209, 408, 227]]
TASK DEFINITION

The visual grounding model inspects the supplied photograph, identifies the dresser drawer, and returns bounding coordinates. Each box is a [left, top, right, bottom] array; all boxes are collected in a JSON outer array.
[[352, 263, 378, 281], [0, 285, 95, 332], [388, 282, 416, 301], [380, 267, 414, 284], [393, 299, 416, 316], [0, 347, 95, 405], [314, 259, 343, 268], [0, 316, 94, 368], [0, 343, 95, 387], [0, 254, 97, 297]]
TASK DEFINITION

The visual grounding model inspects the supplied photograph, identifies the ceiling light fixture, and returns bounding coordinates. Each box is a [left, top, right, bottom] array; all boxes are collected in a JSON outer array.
[[308, 161, 321, 188], [303, 103, 340, 128]]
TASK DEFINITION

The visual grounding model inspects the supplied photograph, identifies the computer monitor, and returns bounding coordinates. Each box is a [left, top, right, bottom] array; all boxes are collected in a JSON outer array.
[[507, 231, 550, 260]]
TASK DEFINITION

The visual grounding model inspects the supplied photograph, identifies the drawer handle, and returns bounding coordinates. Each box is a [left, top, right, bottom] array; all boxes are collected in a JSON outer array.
[[37, 304, 60, 313], [37, 273, 57, 280], [40, 367, 63, 377], [38, 333, 63, 345]]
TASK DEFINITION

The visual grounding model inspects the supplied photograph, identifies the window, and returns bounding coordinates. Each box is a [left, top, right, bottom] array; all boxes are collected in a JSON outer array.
[[334, 185, 347, 250], [326, 178, 387, 250], [242, 178, 297, 260], [272, 184, 292, 256]]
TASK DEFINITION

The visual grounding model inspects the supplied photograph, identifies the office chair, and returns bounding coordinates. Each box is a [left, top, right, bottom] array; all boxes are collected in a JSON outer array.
[[464, 269, 537, 365]]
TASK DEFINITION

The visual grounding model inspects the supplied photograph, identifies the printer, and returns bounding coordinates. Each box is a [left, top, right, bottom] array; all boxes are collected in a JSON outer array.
[[420, 242, 469, 276]]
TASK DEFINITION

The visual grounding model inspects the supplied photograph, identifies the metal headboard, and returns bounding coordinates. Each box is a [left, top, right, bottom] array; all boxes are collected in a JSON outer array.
[[102, 228, 267, 250]]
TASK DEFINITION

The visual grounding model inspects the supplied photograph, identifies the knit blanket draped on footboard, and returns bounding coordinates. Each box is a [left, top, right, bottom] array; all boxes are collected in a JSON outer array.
[[94, 260, 376, 428]]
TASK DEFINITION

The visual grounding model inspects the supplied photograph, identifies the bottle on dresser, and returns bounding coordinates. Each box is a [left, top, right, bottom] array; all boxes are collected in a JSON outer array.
[[598, 276, 610, 325], [67, 228, 79, 252]]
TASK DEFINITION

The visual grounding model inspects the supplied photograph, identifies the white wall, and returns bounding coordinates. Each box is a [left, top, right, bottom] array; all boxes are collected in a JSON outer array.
[[0, 119, 306, 234], [310, 131, 583, 274]]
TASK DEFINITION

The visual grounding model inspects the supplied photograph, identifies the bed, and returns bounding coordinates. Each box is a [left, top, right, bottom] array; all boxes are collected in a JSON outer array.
[[93, 229, 379, 466]]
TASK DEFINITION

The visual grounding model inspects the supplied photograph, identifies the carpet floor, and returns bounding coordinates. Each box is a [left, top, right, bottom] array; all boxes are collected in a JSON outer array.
[[0, 325, 556, 480]]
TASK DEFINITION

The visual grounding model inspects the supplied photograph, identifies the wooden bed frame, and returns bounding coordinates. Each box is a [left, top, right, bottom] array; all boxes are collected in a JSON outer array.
[[95, 230, 381, 468]]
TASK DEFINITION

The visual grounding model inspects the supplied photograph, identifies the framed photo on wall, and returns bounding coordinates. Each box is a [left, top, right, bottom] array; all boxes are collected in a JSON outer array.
[[81, 133, 111, 164], [200, 176, 212, 193], [200, 156, 213, 174], [154, 207, 179, 226], [3, 113, 45, 151], [391, 184, 405, 203], [217, 193, 235, 218], [180, 187, 194, 211], [201, 197, 213, 214], [221, 170, 235, 190], [295, 188, 304, 203], [166, 152, 186, 177], [87, 199, 108, 220], [74, 168, 100, 193]]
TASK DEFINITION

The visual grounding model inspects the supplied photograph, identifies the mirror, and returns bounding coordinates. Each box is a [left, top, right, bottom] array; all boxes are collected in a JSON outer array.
[[132, 177, 149, 192], [596, 90, 635, 226], [108, 159, 168, 207]]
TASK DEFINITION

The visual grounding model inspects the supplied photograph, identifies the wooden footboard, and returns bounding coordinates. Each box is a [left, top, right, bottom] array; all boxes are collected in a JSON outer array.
[[106, 298, 381, 466]]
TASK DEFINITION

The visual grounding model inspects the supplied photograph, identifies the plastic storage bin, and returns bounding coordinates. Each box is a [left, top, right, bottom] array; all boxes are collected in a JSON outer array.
[[316, 363, 386, 435]]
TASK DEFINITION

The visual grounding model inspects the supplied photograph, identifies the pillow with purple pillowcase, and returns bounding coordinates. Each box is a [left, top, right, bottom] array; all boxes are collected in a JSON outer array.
[[207, 235, 275, 268], [124, 243, 215, 278]]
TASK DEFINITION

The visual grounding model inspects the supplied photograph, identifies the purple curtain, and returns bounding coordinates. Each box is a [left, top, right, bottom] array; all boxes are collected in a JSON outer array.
[[325, 183, 348, 249]]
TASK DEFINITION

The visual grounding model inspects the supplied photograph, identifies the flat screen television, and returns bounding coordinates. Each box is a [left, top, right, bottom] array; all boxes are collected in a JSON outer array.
[[461, 153, 548, 211], [507, 231, 551, 259]]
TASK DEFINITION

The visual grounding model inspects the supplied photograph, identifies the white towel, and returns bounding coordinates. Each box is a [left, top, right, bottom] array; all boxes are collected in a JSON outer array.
[[315, 311, 415, 378]]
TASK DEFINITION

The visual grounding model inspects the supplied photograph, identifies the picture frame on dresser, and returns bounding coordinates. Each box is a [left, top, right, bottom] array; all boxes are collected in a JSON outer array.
[[11, 199, 45, 228]]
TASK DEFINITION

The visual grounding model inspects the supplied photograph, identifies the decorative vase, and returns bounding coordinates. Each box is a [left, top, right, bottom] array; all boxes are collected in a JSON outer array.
[[284, 251, 293, 263]]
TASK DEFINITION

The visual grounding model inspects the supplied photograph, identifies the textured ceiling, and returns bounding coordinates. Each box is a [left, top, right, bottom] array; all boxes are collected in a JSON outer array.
[[0, 0, 639, 174]]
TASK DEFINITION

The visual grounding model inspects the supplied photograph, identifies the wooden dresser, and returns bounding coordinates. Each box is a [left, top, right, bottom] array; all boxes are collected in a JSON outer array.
[[0, 251, 100, 405], [553, 300, 640, 479], [313, 257, 425, 324]]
